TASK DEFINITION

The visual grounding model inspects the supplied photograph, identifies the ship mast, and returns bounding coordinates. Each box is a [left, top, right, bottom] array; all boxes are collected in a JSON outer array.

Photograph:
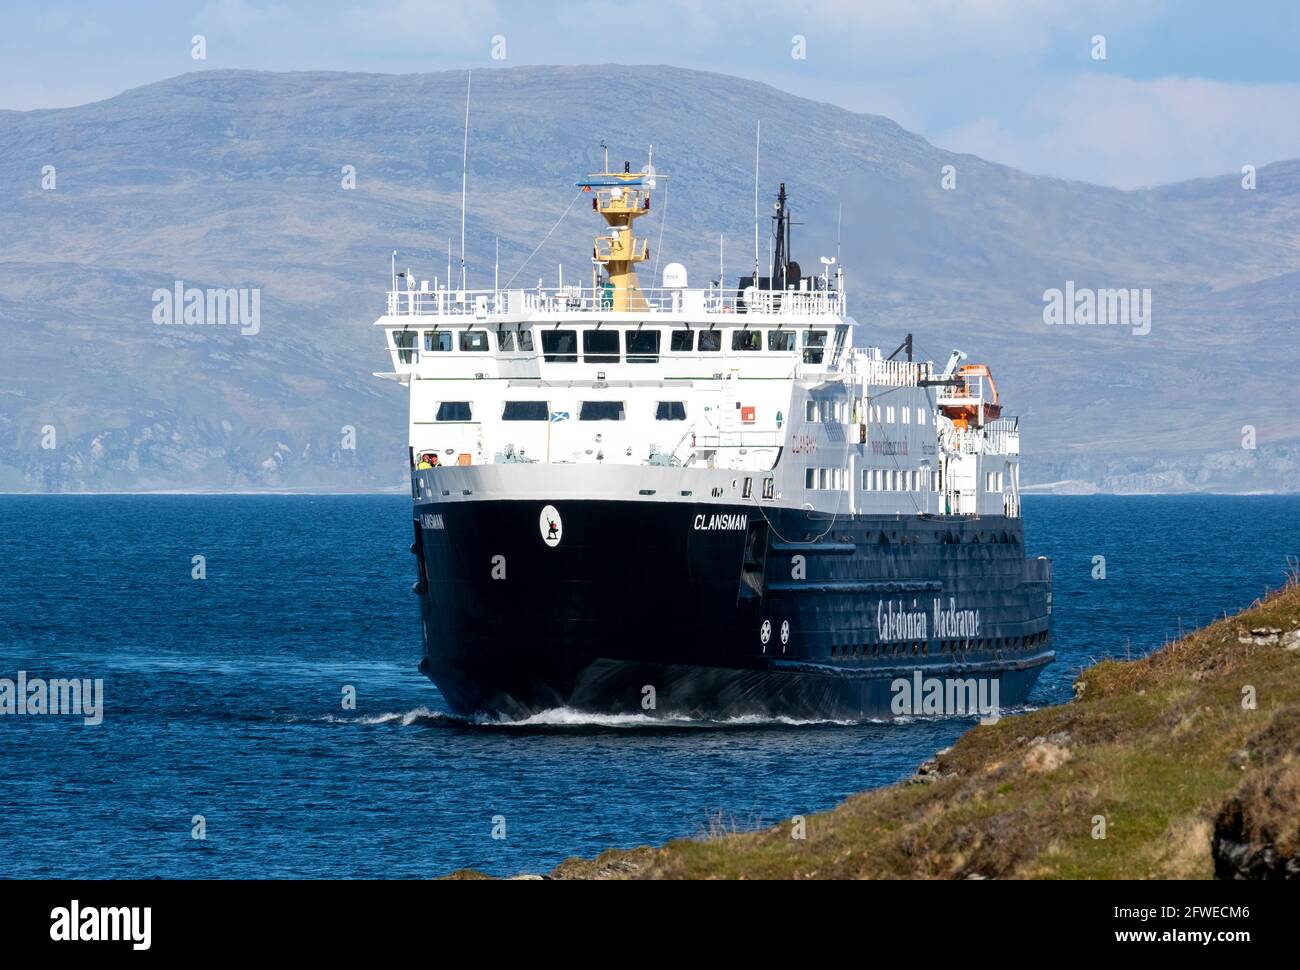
[[771, 182, 798, 290], [577, 151, 660, 311]]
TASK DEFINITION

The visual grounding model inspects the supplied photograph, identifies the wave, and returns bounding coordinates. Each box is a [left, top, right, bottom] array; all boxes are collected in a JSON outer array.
[[482, 709, 870, 729], [307, 706, 450, 727], [308, 706, 882, 730]]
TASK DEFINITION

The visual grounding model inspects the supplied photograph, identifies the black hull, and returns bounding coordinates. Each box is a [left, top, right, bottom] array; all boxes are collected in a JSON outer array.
[[412, 498, 1052, 721]]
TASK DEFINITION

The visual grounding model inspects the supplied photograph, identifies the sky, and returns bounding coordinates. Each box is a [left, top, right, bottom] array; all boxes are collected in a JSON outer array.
[[3, 0, 1299, 188]]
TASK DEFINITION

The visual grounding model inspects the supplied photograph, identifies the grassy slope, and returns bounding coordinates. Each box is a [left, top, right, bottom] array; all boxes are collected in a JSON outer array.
[[458, 580, 1300, 880]]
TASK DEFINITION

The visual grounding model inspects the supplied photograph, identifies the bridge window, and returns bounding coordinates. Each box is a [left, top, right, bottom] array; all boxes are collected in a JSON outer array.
[[698, 330, 722, 352], [626, 330, 660, 363], [459, 330, 489, 352], [768, 330, 796, 352], [805, 468, 816, 489], [502, 401, 549, 421], [670, 329, 693, 352], [804, 400, 816, 421], [802, 330, 827, 364], [394, 329, 417, 364], [541, 329, 577, 362], [579, 401, 625, 421], [655, 401, 687, 420], [585, 326, 618, 361], [583, 329, 619, 363], [731, 329, 762, 351], [435, 401, 472, 422], [423, 331, 452, 353], [496, 326, 532, 351]]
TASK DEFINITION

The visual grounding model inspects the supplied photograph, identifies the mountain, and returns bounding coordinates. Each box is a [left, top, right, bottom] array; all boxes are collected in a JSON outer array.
[[1, 65, 1297, 492]]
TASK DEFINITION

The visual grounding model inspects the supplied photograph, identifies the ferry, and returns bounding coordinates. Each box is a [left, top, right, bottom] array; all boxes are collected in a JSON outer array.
[[374, 152, 1053, 720]]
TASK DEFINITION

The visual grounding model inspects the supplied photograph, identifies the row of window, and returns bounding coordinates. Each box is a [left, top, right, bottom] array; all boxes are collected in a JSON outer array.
[[863, 468, 940, 492], [801, 401, 930, 425], [802, 467, 1006, 494], [804, 467, 847, 490], [434, 401, 688, 422], [866, 404, 928, 426], [829, 630, 1050, 660], [397, 327, 829, 364], [804, 400, 847, 423], [803, 467, 939, 492]]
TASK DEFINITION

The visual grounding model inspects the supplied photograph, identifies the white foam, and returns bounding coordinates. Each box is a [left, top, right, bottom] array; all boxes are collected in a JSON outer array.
[[468, 707, 866, 728], [308, 705, 925, 729], [313, 706, 445, 726]]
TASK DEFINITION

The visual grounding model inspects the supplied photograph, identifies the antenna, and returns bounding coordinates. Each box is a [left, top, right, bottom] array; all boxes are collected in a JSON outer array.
[[458, 70, 472, 291], [447, 237, 452, 292], [650, 146, 669, 282], [836, 202, 842, 267], [753, 120, 761, 287], [494, 235, 499, 293]]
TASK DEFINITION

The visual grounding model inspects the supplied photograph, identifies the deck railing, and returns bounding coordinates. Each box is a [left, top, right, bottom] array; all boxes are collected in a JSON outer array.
[[852, 350, 928, 387], [983, 417, 1020, 456], [385, 284, 846, 318]]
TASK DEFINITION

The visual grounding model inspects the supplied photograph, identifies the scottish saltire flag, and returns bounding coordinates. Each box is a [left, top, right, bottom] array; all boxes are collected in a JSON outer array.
[[550, 411, 569, 422]]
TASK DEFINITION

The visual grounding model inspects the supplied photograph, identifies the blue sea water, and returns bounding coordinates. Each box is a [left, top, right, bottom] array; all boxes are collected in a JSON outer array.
[[0, 494, 1297, 879]]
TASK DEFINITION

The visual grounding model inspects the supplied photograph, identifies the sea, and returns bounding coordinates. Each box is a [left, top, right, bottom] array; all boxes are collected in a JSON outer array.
[[1, 494, 1297, 878]]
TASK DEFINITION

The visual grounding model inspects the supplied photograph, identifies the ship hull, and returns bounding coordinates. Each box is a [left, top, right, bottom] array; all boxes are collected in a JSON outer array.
[[412, 497, 1052, 721]]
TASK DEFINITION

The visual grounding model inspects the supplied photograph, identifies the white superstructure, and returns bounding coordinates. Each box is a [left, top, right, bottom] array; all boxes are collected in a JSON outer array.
[[373, 158, 1021, 521]]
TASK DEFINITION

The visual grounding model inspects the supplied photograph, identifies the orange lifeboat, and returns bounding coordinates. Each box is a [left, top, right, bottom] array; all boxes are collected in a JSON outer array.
[[938, 363, 1002, 430]]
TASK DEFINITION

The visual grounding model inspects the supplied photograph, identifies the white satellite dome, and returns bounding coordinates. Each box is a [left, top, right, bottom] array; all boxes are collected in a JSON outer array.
[[662, 262, 687, 288]]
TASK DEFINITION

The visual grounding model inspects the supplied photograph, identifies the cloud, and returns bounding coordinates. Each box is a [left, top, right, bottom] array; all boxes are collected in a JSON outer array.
[[195, 0, 503, 55], [937, 74, 1300, 188], [6, 0, 1299, 191]]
